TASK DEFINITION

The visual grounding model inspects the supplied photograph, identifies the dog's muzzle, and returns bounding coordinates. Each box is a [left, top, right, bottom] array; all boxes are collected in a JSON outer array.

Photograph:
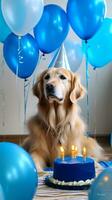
[[46, 84, 63, 101]]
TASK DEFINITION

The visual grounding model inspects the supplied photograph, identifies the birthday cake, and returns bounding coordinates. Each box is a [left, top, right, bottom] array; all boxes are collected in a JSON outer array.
[[45, 156, 95, 189], [45, 146, 96, 190], [53, 156, 95, 183]]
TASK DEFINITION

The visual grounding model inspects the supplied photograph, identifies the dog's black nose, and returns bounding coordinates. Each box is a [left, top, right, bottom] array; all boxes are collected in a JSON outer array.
[[46, 84, 54, 94]]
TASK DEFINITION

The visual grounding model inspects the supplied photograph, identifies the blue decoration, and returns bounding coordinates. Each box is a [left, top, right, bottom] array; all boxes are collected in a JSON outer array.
[[34, 4, 69, 54], [89, 168, 112, 200], [0, 0, 11, 42], [64, 40, 83, 72], [83, 18, 112, 68], [99, 160, 112, 168], [67, 0, 106, 40], [1, 0, 44, 36], [3, 33, 39, 79], [48, 44, 70, 70], [0, 142, 38, 200]]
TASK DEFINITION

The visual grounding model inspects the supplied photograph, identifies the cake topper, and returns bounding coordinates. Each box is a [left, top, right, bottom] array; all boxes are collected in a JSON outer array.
[[48, 44, 71, 71]]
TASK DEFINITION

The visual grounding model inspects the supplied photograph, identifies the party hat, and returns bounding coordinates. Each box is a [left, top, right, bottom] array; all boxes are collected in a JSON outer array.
[[48, 44, 70, 70]]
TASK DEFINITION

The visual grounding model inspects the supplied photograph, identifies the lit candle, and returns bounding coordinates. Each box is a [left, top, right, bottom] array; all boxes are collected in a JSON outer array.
[[82, 147, 87, 159], [60, 146, 64, 160], [71, 145, 78, 158]]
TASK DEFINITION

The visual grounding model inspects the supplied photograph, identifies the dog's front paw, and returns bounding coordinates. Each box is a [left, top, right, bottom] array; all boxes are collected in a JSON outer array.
[[31, 152, 45, 173]]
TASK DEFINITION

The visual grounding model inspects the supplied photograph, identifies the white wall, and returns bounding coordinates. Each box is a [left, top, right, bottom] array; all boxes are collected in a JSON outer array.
[[0, 0, 112, 135]]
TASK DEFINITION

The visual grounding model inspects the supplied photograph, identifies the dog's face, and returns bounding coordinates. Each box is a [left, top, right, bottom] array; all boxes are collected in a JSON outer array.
[[33, 68, 85, 104], [44, 68, 72, 103]]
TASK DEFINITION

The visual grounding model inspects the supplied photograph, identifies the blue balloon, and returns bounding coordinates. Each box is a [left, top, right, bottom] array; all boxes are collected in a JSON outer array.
[[89, 168, 112, 200], [64, 40, 83, 72], [67, 0, 106, 40], [83, 18, 112, 68], [0, 142, 37, 200], [3, 33, 39, 79], [34, 4, 69, 54], [0, 0, 11, 42]]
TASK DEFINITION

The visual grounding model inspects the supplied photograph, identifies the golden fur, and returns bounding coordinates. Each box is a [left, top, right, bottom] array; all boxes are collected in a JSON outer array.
[[23, 68, 105, 171]]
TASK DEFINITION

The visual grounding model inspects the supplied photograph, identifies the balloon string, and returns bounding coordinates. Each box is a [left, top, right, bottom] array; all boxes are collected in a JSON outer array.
[[17, 36, 23, 78], [24, 53, 43, 124], [93, 68, 97, 139], [85, 41, 90, 136], [24, 78, 31, 124], [15, 37, 21, 109], [15, 36, 22, 133], [32, 53, 43, 86], [0, 58, 6, 128]]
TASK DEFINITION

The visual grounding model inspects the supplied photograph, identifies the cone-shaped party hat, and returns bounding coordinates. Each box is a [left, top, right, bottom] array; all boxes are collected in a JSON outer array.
[[48, 44, 71, 70]]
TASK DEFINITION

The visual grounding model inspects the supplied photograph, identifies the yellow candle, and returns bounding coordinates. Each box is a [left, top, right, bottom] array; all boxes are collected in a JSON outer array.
[[71, 145, 78, 158], [82, 147, 87, 158], [60, 146, 64, 160]]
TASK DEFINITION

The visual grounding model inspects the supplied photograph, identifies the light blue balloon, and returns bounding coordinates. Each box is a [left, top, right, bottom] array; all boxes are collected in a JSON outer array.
[[64, 40, 83, 72], [84, 18, 112, 68], [1, 0, 44, 36], [34, 4, 69, 54], [3, 33, 39, 79], [89, 168, 112, 200], [0, 142, 38, 200], [67, 0, 106, 40], [0, 0, 11, 42]]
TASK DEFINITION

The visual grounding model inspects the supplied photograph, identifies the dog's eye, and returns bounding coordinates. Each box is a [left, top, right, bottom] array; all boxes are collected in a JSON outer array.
[[59, 75, 67, 80], [44, 74, 50, 80]]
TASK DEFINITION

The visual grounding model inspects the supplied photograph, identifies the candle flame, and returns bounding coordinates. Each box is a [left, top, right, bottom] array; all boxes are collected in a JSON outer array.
[[60, 146, 64, 160], [82, 147, 87, 157], [71, 145, 78, 151], [60, 146, 64, 153], [71, 145, 78, 158], [71, 145, 75, 151]]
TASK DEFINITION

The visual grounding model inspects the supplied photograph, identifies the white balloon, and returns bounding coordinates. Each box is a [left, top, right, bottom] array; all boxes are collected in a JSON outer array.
[[1, 0, 44, 36]]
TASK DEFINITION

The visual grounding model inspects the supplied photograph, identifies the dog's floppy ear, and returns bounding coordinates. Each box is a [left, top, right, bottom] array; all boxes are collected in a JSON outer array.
[[33, 70, 48, 99], [70, 74, 86, 103], [33, 75, 42, 99]]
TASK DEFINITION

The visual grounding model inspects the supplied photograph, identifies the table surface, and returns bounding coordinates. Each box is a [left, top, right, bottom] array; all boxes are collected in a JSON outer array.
[[34, 162, 103, 200]]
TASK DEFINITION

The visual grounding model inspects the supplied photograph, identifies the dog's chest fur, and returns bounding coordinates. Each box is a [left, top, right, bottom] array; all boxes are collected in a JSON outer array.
[[35, 102, 85, 164]]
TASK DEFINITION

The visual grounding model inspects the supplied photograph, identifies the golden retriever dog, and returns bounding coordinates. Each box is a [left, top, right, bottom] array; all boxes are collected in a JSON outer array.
[[23, 67, 104, 172]]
